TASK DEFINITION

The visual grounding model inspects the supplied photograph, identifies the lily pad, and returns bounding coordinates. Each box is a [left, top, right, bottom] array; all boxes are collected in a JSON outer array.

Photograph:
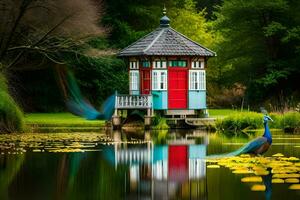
[[289, 184, 300, 190], [285, 178, 299, 183], [287, 157, 300, 162], [207, 165, 220, 169], [241, 176, 262, 183], [254, 170, 269, 176], [273, 174, 300, 178], [272, 178, 285, 183], [233, 169, 252, 174], [251, 184, 266, 191], [272, 153, 284, 157]]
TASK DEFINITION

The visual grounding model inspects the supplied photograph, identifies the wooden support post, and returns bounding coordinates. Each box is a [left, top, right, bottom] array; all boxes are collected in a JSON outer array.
[[144, 108, 152, 130], [204, 109, 209, 118], [147, 108, 151, 117], [112, 115, 121, 130], [112, 109, 121, 130]]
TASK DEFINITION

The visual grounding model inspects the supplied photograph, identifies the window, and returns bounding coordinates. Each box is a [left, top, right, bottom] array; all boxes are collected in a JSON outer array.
[[130, 71, 139, 91], [160, 71, 166, 89], [153, 71, 158, 90], [142, 61, 150, 67], [129, 61, 139, 69], [152, 70, 167, 90], [169, 60, 187, 67], [191, 61, 205, 69], [153, 60, 167, 69], [189, 70, 206, 90]]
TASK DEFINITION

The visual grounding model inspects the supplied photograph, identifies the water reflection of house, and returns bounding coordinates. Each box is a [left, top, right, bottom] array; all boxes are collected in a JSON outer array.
[[109, 130, 209, 199]]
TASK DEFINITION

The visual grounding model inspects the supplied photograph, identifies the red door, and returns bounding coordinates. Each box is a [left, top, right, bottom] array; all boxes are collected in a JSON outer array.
[[141, 70, 151, 94], [168, 145, 188, 181], [168, 68, 188, 109]]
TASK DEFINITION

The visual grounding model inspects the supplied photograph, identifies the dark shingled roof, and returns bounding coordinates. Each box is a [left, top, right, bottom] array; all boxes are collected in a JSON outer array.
[[118, 22, 216, 57]]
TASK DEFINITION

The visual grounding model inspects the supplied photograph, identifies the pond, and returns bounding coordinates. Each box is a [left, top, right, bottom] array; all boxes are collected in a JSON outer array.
[[0, 130, 300, 200]]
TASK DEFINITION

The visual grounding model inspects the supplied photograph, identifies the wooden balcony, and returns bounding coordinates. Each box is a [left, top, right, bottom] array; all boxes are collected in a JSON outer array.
[[115, 94, 153, 109]]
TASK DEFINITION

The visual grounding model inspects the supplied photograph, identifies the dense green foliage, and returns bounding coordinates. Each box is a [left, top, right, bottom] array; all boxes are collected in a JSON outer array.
[[68, 55, 128, 106], [1, 0, 299, 117], [216, 111, 300, 134], [210, 0, 300, 109], [0, 73, 24, 133]]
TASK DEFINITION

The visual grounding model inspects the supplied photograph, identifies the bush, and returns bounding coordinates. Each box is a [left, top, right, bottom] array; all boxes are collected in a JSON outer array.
[[0, 74, 25, 133], [152, 113, 169, 130], [215, 112, 263, 134], [216, 111, 300, 134], [279, 112, 300, 133]]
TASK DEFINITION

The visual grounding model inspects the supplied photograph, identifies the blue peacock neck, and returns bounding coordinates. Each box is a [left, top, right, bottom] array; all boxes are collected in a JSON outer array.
[[263, 121, 272, 144]]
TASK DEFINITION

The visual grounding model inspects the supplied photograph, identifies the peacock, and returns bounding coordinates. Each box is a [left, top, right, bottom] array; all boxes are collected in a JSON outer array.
[[208, 114, 273, 158]]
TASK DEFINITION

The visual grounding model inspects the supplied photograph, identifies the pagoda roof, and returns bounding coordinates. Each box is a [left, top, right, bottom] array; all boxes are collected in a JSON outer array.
[[118, 22, 216, 57]]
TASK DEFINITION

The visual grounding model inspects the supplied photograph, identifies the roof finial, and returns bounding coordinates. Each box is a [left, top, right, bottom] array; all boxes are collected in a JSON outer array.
[[163, 5, 167, 15], [160, 5, 170, 27]]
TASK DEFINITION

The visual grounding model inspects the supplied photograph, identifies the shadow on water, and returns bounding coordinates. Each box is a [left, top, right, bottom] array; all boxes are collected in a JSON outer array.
[[0, 129, 299, 199]]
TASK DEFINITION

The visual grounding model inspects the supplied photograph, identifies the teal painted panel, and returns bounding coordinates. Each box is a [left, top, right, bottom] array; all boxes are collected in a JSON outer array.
[[152, 91, 168, 110], [189, 91, 206, 109], [131, 90, 140, 95], [153, 145, 168, 162], [189, 145, 206, 159]]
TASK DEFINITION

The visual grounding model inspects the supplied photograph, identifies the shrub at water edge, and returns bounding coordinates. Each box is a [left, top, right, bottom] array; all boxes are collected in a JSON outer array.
[[279, 112, 300, 133], [216, 111, 300, 134], [0, 74, 25, 133], [215, 112, 263, 134]]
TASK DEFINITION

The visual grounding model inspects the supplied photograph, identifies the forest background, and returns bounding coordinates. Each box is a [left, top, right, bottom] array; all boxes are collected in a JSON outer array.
[[1, 0, 300, 132]]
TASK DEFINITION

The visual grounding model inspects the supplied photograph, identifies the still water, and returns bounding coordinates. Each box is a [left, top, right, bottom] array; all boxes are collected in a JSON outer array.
[[0, 130, 300, 200]]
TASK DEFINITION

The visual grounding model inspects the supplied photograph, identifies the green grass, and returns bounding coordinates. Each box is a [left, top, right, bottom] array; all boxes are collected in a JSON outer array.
[[25, 113, 105, 127], [208, 109, 248, 118]]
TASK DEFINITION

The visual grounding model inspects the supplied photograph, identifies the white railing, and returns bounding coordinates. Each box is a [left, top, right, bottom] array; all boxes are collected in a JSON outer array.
[[115, 94, 152, 109]]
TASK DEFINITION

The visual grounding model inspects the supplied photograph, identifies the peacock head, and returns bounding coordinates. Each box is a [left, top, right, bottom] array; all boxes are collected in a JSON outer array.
[[263, 115, 273, 123]]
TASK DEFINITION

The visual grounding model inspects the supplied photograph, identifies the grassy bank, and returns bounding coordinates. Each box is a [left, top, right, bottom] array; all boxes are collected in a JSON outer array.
[[208, 109, 241, 118], [25, 113, 106, 133], [25, 113, 105, 126]]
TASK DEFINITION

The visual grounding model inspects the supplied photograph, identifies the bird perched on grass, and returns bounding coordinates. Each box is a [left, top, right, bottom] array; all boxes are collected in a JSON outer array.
[[208, 114, 273, 158]]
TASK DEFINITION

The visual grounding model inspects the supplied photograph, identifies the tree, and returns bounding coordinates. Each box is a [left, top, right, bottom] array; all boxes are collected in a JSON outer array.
[[0, 0, 104, 70], [169, 0, 216, 48], [212, 0, 300, 110]]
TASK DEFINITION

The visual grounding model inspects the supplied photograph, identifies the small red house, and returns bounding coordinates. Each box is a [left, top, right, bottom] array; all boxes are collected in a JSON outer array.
[[116, 10, 216, 122]]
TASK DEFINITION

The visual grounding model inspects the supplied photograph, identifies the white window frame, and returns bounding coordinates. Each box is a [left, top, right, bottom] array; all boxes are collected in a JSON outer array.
[[152, 70, 167, 90], [189, 70, 206, 90], [129, 61, 139, 69], [152, 60, 167, 69], [191, 61, 205, 69], [200, 61, 205, 69], [129, 70, 139, 91]]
